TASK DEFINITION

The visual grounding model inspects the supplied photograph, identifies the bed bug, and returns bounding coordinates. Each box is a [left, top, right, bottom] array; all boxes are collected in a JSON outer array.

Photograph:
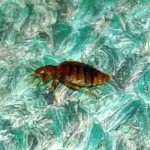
[[34, 60, 112, 100]]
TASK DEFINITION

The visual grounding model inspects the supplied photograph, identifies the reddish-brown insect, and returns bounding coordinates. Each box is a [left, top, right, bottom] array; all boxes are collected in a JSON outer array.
[[34, 60, 112, 99]]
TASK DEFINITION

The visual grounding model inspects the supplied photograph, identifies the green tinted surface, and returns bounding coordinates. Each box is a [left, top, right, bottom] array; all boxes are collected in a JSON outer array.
[[0, 0, 150, 149]]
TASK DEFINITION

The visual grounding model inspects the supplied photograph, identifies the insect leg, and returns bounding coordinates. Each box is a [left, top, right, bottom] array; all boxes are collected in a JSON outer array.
[[51, 79, 59, 93], [36, 75, 49, 86], [65, 82, 99, 98], [50, 79, 59, 102]]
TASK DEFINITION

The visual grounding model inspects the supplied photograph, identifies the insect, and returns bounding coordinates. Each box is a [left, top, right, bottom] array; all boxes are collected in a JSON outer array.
[[34, 60, 112, 100]]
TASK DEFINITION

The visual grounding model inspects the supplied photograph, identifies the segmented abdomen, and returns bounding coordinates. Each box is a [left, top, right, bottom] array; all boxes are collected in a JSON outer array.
[[57, 61, 111, 86]]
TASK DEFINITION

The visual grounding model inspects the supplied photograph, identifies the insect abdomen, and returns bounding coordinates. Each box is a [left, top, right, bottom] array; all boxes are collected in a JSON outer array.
[[77, 65, 111, 86], [57, 61, 111, 86]]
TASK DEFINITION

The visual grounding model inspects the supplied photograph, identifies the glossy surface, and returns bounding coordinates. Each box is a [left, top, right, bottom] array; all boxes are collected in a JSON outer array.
[[0, 0, 150, 150], [35, 61, 111, 85], [56, 61, 112, 86]]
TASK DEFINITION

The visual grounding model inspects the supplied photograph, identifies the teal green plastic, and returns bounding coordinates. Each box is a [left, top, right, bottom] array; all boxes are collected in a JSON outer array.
[[0, 0, 150, 149]]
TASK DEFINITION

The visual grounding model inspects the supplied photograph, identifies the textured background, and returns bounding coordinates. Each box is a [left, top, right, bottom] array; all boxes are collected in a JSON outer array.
[[0, 0, 150, 150]]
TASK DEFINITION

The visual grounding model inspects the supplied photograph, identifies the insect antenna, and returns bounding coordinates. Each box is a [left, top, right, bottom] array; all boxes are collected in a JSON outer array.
[[0, 60, 36, 78]]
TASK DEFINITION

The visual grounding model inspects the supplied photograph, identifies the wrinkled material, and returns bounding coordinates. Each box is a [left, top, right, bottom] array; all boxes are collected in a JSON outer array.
[[0, 0, 150, 150]]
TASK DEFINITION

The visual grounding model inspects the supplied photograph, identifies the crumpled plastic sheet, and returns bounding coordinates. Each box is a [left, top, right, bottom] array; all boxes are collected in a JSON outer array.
[[0, 0, 150, 150]]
